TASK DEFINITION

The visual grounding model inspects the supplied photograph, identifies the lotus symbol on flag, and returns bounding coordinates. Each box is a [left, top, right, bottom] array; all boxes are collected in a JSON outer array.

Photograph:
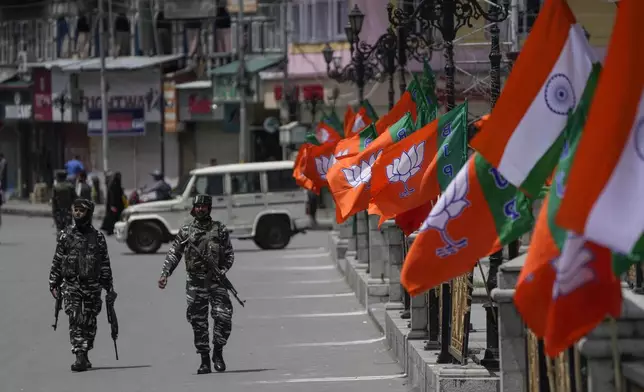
[[551, 233, 596, 299], [386, 142, 425, 198], [342, 150, 383, 188], [315, 150, 349, 180], [419, 167, 470, 258]]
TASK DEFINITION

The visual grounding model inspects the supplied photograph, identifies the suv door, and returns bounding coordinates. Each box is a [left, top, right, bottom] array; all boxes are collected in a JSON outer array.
[[229, 170, 263, 235], [265, 168, 307, 219]]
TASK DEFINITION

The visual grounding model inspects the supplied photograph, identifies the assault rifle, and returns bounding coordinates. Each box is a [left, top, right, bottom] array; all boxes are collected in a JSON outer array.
[[181, 239, 246, 307], [52, 291, 63, 331], [105, 290, 119, 360]]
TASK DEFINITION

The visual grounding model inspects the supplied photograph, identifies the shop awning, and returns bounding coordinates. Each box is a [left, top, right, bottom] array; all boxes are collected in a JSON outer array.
[[208, 55, 284, 77], [176, 80, 212, 90], [28, 55, 184, 72]]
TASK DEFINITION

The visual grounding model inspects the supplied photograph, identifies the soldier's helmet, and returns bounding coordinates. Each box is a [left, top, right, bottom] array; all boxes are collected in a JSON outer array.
[[191, 194, 212, 219], [72, 198, 95, 226]]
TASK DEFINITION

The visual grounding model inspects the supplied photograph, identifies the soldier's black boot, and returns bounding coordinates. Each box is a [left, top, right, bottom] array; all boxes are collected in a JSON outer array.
[[83, 352, 92, 369], [71, 353, 89, 372], [212, 346, 226, 372], [197, 353, 211, 374]]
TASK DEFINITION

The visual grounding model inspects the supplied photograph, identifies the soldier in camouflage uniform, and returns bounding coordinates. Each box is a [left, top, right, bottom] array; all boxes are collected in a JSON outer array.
[[49, 198, 115, 372], [158, 194, 235, 374], [52, 170, 77, 231]]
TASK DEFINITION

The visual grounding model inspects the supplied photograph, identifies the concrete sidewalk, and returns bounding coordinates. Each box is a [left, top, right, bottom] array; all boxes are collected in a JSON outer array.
[[1, 200, 334, 230]]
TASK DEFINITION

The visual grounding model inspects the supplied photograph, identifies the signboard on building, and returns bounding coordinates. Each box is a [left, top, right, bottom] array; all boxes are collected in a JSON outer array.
[[87, 108, 146, 136], [71, 70, 162, 132], [164, 0, 256, 19], [33, 68, 53, 122], [4, 91, 32, 120], [164, 81, 177, 132], [177, 88, 224, 122]]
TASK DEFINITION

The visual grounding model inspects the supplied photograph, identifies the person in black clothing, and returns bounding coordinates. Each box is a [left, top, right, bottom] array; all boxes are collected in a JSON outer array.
[[52, 170, 77, 232], [76, 171, 92, 201], [100, 172, 125, 235]]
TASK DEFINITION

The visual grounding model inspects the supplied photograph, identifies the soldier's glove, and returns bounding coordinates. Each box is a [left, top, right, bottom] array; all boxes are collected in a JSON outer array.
[[106, 290, 118, 305]]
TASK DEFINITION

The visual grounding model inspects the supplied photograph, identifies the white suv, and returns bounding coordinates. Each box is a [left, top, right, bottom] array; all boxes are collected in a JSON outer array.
[[114, 161, 312, 254]]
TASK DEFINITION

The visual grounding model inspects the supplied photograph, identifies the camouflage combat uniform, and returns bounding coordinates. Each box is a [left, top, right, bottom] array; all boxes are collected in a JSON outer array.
[[161, 218, 235, 355], [51, 179, 77, 231], [49, 225, 114, 356]]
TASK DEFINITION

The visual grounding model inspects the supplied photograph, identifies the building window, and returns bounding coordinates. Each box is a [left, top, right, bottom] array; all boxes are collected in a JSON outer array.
[[230, 172, 262, 195], [519, 0, 542, 35], [291, 0, 347, 44]]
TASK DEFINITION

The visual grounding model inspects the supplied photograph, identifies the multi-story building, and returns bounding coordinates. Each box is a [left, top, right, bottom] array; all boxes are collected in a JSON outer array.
[[0, 0, 286, 194]]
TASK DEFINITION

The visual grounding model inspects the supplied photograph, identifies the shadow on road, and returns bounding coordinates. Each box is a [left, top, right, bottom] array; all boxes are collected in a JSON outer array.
[[0, 241, 22, 246], [88, 365, 152, 371], [191, 368, 276, 375]]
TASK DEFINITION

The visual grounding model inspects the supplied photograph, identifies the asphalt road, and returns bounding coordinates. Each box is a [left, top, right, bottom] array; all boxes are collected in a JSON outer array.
[[0, 215, 410, 392]]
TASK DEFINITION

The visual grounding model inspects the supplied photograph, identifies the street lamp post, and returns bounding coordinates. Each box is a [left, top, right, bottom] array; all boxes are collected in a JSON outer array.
[[387, 0, 509, 365], [322, 5, 384, 275]]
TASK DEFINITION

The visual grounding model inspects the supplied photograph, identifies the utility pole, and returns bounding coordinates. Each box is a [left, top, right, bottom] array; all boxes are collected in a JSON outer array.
[[237, 0, 248, 163], [280, 0, 290, 161], [108, 0, 115, 57], [99, 0, 109, 172]]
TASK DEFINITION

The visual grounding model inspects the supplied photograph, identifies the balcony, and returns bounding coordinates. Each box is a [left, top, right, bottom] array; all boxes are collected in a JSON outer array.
[[0, 1, 283, 69]]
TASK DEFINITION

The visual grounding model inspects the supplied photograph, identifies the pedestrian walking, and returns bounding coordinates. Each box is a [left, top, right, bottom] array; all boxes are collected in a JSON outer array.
[[51, 170, 77, 232], [306, 190, 318, 228], [0, 152, 7, 192], [76, 171, 92, 201], [101, 172, 125, 235], [158, 194, 235, 374], [48, 198, 116, 372]]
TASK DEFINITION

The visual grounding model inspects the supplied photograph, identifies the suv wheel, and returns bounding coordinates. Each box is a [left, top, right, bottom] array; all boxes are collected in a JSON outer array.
[[126, 222, 163, 254], [254, 216, 291, 250]]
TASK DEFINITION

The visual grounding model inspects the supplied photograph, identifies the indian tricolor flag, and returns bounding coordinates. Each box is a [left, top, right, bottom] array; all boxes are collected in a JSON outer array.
[[514, 97, 622, 357], [401, 153, 535, 296], [328, 114, 415, 222], [556, 0, 644, 258], [470, 0, 597, 197], [370, 102, 468, 223]]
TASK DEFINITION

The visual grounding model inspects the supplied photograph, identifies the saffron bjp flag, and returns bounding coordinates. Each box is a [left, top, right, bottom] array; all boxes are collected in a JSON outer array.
[[556, 0, 644, 259], [370, 101, 468, 222], [470, 0, 597, 197], [344, 105, 356, 136], [293, 145, 317, 192], [315, 112, 343, 144], [328, 113, 416, 222], [374, 79, 425, 135], [400, 153, 535, 296], [514, 109, 622, 358], [353, 101, 379, 136]]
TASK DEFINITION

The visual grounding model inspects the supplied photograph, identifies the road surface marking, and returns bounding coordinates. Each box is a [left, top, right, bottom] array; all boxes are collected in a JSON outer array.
[[281, 252, 330, 259], [249, 310, 367, 319], [245, 293, 354, 300], [237, 265, 335, 271], [244, 374, 406, 384], [279, 336, 385, 347]]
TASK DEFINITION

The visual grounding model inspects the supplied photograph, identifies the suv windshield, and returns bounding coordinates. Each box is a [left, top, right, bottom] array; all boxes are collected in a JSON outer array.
[[172, 175, 192, 197]]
